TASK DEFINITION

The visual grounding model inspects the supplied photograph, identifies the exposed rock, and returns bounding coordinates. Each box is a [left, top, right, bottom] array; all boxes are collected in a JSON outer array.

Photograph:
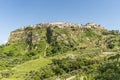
[[8, 22, 104, 45]]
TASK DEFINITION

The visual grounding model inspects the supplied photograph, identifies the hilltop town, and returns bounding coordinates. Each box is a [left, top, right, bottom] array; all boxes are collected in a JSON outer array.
[[16, 22, 104, 31]]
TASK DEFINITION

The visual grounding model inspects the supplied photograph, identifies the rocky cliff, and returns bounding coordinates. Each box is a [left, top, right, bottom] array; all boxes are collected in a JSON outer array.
[[8, 22, 104, 44]]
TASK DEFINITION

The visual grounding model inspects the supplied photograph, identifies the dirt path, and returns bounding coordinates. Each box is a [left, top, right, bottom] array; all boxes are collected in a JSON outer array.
[[66, 76, 76, 80], [44, 43, 48, 56], [102, 52, 117, 55]]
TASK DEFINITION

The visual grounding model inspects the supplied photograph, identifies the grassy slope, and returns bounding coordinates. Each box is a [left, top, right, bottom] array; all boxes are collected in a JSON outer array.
[[2, 57, 52, 80]]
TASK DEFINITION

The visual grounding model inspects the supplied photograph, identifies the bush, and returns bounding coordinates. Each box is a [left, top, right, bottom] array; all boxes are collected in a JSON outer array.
[[107, 43, 115, 49], [0, 71, 11, 78], [25, 66, 55, 80], [95, 62, 120, 80]]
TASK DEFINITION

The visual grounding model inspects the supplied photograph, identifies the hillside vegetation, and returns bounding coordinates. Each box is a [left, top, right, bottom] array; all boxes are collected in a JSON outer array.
[[0, 22, 120, 80]]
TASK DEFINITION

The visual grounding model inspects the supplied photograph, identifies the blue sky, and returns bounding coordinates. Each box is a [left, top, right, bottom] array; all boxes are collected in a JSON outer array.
[[0, 0, 120, 44]]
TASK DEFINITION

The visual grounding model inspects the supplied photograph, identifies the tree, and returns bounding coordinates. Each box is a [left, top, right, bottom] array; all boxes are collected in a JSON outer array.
[[46, 27, 53, 44], [26, 31, 33, 51]]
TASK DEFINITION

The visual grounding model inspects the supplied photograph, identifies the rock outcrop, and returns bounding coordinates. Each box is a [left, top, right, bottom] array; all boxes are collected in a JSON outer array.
[[8, 22, 104, 45]]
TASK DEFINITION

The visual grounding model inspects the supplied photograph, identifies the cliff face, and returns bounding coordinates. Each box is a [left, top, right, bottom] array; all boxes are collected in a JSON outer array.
[[9, 30, 25, 43], [8, 22, 104, 44]]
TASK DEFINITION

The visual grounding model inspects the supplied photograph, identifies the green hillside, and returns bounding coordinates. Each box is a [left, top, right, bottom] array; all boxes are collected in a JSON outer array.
[[0, 22, 120, 80]]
